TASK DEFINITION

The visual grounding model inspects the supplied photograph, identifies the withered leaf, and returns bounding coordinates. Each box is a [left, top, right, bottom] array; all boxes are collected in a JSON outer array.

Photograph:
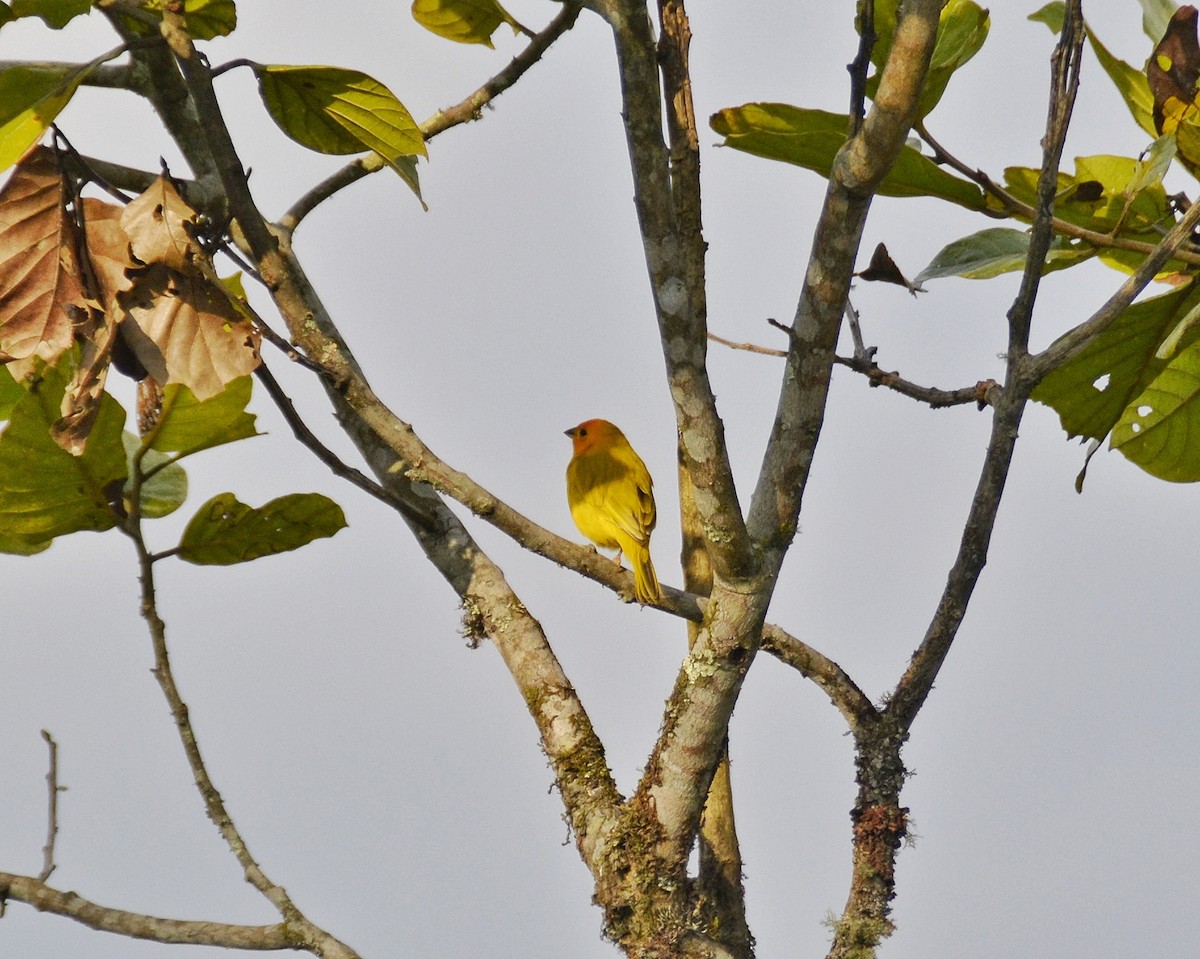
[[1147, 5, 1200, 134], [120, 176, 205, 273], [0, 146, 81, 370], [855, 242, 924, 295], [120, 263, 261, 400], [52, 197, 140, 454]]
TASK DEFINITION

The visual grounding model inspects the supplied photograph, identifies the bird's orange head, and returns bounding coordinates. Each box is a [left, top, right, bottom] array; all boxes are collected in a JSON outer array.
[[565, 418, 624, 456]]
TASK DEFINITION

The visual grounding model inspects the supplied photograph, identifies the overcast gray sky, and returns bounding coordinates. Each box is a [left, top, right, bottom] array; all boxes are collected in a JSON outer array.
[[2, 2, 1198, 958]]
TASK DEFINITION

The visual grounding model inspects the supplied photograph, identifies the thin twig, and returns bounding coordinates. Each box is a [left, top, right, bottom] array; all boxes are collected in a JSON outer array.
[[253, 361, 440, 529], [847, 0, 876, 136], [279, 2, 584, 233], [709, 328, 995, 408], [38, 731, 61, 883], [916, 122, 1200, 267]]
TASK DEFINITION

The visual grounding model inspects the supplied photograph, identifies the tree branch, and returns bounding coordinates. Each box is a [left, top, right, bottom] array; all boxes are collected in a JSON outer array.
[[887, 0, 1084, 730], [0, 874, 305, 953], [146, 9, 628, 877], [915, 122, 1200, 267], [38, 731, 61, 883], [598, 0, 752, 581], [745, 0, 942, 559]]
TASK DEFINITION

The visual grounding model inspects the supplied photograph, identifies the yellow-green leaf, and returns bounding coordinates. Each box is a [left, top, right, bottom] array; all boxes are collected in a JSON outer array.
[[11, 0, 90, 29], [141, 0, 237, 39], [178, 491, 347, 565], [710, 103, 986, 210], [0, 360, 127, 543], [0, 64, 90, 173], [148, 376, 259, 458], [123, 432, 187, 519], [254, 64, 427, 179], [1034, 281, 1200, 443], [916, 228, 1093, 282], [1111, 340, 1200, 481], [411, 0, 514, 47]]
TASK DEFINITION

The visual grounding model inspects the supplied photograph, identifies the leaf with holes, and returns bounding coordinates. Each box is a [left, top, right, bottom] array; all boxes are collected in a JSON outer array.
[[1111, 341, 1200, 481], [254, 64, 426, 183], [1033, 281, 1200, 442], [178, 491, 347, 565], [120, 176, 206, 274]]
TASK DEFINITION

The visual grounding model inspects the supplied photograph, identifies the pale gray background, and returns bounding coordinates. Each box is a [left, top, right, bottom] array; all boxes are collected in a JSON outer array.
[[2, 2, 1197, 957]]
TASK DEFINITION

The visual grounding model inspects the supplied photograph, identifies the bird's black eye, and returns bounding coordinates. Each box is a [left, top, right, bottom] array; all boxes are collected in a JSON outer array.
[[579, 428, 587, 437]]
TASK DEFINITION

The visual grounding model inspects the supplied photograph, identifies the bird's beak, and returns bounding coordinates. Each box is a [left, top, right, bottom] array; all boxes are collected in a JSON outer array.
[[563, 428, 573, 437]]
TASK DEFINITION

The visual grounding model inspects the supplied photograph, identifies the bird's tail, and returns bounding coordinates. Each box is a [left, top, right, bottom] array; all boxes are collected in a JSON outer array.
[[628, 544, 661, 605]]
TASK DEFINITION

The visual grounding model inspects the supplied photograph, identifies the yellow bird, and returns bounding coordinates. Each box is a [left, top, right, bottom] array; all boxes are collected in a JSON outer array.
[[564, 419, 661, 605]]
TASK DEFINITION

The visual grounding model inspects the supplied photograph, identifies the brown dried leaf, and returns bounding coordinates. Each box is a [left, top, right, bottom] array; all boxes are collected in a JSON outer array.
[[81, 197, 135, 306], [0, 146, 81, 368], [1148, 5, 1200, 134], [120, 176, 204, 273], [52, 197, 137, 454], [855, 242, 924, 295], [120, 263, 261, 400]]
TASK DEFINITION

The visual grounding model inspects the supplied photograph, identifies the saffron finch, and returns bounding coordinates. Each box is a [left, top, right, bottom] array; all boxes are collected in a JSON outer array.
[[564, 419, 661, 605]]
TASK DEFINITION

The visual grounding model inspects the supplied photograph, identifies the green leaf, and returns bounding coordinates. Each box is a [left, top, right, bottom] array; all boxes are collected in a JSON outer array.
[[916, 228, 1093, 282], [0, 531, 51, 555], [411, 0, 513, 47], [141, 0, 237, 39], [1110, 336, 1200, 480], [0, 363, 22, 420], [0, 63, 91, 173], [254, 64, 427, 182], [1140, 0, 1179, 43], [1028, 1, 1065, 33], [11, 0, 90, 29], [178, 491, 347, 565], [1087, 26, 1158, 138], [123, 432, 187, 519], [0, 364, 127, 543], [866, 1, 989, 119], [148, 376, 259, 458], [1033, 281, 1200, 443], [1003, 155, 1174, 239], [916, 0, 990, 120], [710, 103, 986, 210]]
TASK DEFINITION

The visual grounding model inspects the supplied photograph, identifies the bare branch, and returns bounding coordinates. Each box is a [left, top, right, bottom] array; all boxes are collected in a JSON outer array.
[[887, 0, 1085, 731], [144, 12, 628, 877], [38, 731, 61, 883], [279, 2, 584, 233], [760, 625, 876, 728], [598, 0, 752, 581], [745, 0, 943, 558], [833, 354, 1000, 409], [0, 873, 305, 953]]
